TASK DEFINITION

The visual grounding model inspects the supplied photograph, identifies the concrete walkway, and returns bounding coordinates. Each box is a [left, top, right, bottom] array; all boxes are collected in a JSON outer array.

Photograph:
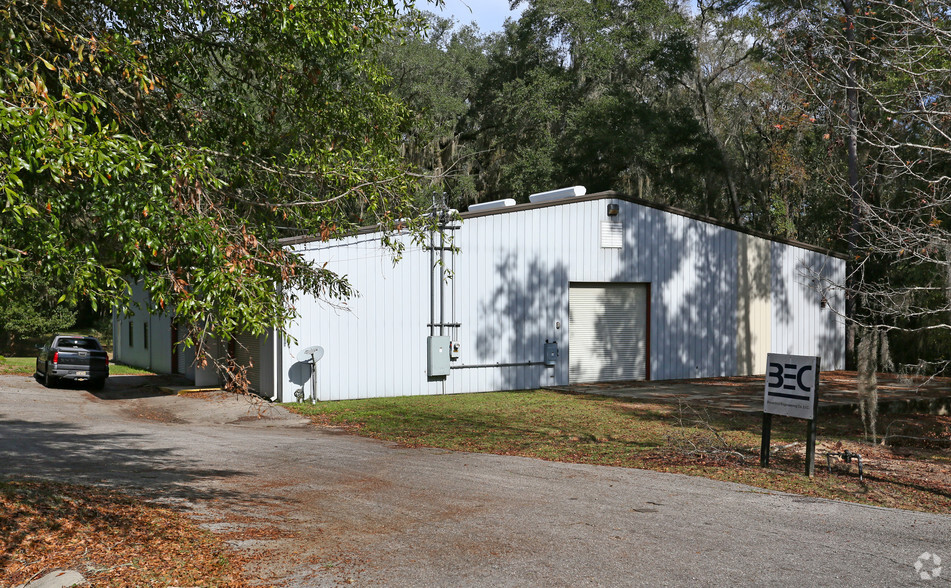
[[548, 370, 951, 414]]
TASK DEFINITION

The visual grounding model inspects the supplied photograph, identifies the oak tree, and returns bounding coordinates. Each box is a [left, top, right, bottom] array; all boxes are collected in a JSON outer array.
[[1, 0, 429, 372]]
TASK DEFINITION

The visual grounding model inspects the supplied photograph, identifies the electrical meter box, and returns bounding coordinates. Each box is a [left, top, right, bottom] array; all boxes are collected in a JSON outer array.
[[450, 340, 461, 360], [427, 336, 451, 377], [544, 341, 558, 367]]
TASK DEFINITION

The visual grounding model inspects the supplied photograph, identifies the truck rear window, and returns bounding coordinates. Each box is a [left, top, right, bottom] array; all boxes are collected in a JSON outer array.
[[58, 338, 101, 350]]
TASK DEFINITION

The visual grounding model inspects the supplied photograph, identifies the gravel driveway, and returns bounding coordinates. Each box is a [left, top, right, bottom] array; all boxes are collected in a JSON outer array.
[[1, 374, 949, 587]]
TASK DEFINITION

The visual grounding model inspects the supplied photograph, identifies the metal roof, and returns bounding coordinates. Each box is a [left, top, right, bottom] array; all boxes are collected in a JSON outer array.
[[280, 190, 846, 260]]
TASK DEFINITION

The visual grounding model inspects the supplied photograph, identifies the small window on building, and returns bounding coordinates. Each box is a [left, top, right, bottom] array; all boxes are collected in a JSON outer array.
[[128, 321, 134, 347], [143, 322, 149, 349]]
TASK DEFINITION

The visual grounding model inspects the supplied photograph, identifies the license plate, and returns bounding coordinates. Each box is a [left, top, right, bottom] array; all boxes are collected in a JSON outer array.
[[75, 371, 88, 376]]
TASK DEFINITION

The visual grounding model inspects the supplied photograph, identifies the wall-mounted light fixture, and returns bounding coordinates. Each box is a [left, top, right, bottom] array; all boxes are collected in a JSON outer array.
[[607, 203, 620, 217]]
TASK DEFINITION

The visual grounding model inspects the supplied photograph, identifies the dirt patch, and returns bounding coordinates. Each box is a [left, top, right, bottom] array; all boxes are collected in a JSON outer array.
[[122, 404, 188, 424], [817, 439, 951, 490], [0, 479, 248, 587]]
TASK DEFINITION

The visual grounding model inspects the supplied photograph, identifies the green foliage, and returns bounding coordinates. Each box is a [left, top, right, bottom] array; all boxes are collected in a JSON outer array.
[[0, 0, 429, 353], [760, 0, 951, 372], [0, 273, 75, 352], [386, 1, 718, 208], [469, 0, 707, 204], [0, 299, 73, 341], [388, 0, 847, 244], [381, 12, 491, 204]]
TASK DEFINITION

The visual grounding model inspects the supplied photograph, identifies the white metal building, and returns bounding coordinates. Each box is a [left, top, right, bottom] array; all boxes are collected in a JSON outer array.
[[114, 190, 846, 401]]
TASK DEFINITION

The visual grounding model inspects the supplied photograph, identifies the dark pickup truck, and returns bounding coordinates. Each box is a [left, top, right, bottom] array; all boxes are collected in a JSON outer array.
[[35, 335, 109, 390]]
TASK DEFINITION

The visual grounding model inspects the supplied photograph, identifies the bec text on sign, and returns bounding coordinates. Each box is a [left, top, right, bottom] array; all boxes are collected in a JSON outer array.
[[763, 353, 819, 420]]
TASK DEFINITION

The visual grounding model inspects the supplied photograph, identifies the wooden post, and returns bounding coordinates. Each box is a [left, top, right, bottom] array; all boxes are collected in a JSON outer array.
[[805, 358, 821, 477], [805, 418, 817, 477]]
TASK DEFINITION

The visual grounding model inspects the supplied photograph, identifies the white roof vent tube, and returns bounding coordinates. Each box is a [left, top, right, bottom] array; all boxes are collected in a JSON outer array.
[[528, 185, 586, 204], [467, 199, 517, 213]]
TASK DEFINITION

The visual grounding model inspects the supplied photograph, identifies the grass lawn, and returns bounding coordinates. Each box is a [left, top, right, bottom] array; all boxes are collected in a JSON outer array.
[[0, 357, 153, 376], [285, 390, 951, 513]]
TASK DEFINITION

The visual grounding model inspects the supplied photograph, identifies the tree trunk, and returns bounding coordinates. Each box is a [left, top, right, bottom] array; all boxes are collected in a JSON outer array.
[[844, 0, 861, 370], [856, 326, 878, 443], [695, 68, 742, 225]]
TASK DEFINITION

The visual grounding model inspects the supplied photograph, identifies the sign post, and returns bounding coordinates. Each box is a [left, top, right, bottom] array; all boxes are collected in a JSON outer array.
[[759, 412, 772, 468], [760, 353, 821, 477]]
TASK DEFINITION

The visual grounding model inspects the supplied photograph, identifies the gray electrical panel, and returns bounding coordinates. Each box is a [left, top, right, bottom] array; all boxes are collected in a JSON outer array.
[[427, 336, 451, 377], [544, 341, 559, 366]]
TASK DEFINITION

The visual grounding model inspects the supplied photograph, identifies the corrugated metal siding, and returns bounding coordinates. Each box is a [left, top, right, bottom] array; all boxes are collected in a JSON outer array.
[[448, 206, 562, 393], [149, 315, 172, 374], [233, 333, 260, 392], [569, 284, 648, 382], [770, 241, 845, 370], [280, 198, 845, 399], [627, 206, 738, 380], [737, 234, 772, 375], [113, 281, 174, 375], [286, 233, 436, 400]]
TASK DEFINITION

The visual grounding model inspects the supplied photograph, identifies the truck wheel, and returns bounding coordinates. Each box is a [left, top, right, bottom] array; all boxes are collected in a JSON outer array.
[[87, 378, 105, 391], [43, 366, 56, 388]]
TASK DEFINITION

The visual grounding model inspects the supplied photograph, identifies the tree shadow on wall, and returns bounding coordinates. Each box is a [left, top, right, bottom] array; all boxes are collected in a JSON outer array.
[[476, 255, 569, 390], [471, 203, 841, 388], [657, 221, 740, 379], [591, 206, 690, 381], [797, 250, 845, 369], [588, 285, 649, 382]]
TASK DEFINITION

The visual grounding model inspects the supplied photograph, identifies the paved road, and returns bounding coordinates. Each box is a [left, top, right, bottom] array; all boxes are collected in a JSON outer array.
[[1, 374, 949, 587]]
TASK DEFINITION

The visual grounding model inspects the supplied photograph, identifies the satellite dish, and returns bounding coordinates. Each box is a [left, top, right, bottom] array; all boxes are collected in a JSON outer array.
[[297, 345, 324, 363]]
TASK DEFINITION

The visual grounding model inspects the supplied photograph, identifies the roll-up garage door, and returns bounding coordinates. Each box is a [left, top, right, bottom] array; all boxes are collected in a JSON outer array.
[[233, 333, 261, 392], [569, 283, 648, 383]]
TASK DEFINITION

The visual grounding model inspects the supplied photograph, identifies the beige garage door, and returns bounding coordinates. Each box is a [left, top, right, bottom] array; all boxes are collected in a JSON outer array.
[[569, 283, 648, 383]]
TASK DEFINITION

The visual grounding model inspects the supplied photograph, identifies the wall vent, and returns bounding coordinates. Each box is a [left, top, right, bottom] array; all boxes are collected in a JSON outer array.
[[601, 221, 623, 248]]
